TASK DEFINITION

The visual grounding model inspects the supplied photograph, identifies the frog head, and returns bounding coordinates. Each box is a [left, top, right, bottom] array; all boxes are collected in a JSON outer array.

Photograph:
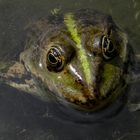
[[20, 10, 131, 111]]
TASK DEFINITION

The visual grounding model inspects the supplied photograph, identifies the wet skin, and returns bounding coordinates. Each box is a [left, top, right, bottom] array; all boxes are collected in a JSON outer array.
[[0, 9, 136, 111]]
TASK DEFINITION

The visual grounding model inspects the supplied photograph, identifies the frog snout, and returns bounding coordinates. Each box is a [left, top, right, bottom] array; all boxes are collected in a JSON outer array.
[[67, 63, 101, 99]]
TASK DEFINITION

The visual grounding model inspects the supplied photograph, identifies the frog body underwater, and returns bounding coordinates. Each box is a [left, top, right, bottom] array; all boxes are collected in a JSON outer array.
[[0, 9, 140, 111]]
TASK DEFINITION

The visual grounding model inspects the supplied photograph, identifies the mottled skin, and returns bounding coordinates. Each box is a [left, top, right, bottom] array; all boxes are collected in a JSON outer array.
[[0, 9, 139, 111]]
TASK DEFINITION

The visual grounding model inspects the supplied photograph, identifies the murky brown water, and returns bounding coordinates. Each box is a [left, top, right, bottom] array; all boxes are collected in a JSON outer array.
[[0, 0, 140, 139]]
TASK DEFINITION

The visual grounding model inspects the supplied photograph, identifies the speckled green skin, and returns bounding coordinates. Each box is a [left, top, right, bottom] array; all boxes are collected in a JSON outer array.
[[1, 9, 135, 111]]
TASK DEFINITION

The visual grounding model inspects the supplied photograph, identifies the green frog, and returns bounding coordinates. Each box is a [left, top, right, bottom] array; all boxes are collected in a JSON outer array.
[[0, 9, 140, 112]]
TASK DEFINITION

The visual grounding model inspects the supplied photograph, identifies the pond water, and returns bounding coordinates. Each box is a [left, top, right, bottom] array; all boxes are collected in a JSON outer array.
[[0, 0, 140, 139]]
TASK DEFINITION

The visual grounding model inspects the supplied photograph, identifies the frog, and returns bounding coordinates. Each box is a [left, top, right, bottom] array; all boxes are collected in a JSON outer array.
[[0, 9, 140, 112]]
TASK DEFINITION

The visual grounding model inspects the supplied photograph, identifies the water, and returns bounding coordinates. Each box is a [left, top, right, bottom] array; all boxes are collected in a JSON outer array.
[[0, 0, 140, 139]]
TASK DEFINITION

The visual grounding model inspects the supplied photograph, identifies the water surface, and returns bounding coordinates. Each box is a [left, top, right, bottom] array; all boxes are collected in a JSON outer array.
[[0, 0, 140, 139]]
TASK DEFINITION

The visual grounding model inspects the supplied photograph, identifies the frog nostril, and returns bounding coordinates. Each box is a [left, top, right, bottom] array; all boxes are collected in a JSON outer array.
[[93, 88, 100, 97], [94, 88, 97, 93], [76, 78, 82, 83], [75, 78, 84, 86]]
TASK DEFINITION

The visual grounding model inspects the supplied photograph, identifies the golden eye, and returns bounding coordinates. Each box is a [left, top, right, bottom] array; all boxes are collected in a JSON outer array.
[[46, 46, 64, 72], [101, 36, 115, 60]]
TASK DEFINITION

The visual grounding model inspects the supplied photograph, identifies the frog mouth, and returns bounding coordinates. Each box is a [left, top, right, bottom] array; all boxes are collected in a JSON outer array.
[[57, 82, 125, 111], [53, 69, 126, 111]]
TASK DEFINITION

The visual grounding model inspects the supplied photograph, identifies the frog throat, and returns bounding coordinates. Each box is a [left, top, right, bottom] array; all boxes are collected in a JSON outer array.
[[64, 13, 92, 85]]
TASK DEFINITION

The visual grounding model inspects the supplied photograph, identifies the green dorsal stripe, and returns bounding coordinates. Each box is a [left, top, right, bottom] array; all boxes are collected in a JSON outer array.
[[64, 13, 92, 85]]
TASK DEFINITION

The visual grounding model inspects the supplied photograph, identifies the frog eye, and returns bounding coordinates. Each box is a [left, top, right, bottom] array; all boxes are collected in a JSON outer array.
[[46, 46, 64, 72], [101, 36, 115, 60]]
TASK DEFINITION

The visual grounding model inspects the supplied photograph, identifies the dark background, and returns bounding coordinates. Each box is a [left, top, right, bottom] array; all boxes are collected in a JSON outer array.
[[0, 0, 140, 139]]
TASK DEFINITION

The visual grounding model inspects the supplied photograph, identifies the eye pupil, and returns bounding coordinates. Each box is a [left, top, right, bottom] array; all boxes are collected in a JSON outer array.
[[108, 42, 114, 52], [48, 53, 57, 64], [46, 46, 64, 72], [103, 38, 108, 48]]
